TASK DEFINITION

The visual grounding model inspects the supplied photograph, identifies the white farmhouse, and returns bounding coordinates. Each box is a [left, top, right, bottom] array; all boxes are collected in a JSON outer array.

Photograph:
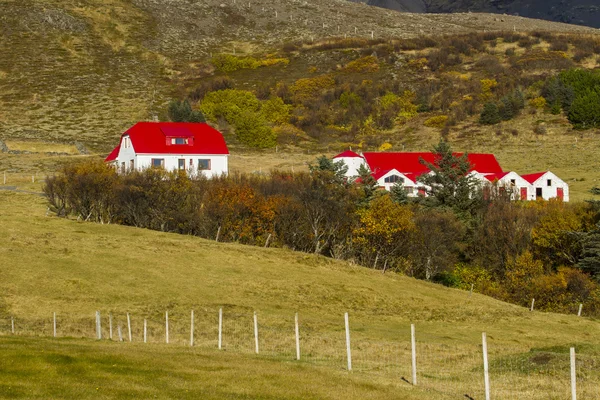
[[105, 122, 229, 177], [333, 150, 570, 202], [481, 171, 533, 200], [521, 171, 569, 201]]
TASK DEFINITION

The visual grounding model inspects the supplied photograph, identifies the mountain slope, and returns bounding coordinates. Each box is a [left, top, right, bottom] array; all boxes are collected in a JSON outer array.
[[355, 0, 600, 28], [0, 0, 596, 152]]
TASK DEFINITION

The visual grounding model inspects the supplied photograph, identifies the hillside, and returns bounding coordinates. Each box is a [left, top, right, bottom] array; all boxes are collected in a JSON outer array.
[[0, 0, 596, 149], [354, 0, 600, 28], [2, 188, 600, 398]]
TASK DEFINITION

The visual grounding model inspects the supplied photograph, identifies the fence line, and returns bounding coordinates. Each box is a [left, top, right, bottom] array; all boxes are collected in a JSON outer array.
[[0, 309, 596, 399]]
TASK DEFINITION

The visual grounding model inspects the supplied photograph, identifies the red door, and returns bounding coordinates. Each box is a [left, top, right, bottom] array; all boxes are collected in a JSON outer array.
[[557, 187, 564, 200], [520, 187, 528, 200]]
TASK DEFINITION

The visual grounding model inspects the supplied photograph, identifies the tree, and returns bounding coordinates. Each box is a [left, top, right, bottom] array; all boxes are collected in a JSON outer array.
[[418, 140, 481, 216], [233, 111, 277, 148], [479, 102, 501, 125], [356, 163, 378, 206], [308, 156, 348, 185], [353, 194, 414, 271], [577, 223, 600, 276], [568, 89, 600, 129], [168, 99, 206, 122], [408, 209, 464, 280], [391, 181, 409, 204]]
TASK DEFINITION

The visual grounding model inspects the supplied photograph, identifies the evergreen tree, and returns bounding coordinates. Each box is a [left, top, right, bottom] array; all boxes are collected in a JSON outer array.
[[391, 181, 409, 204], [568, 89, 600, 129], [356, 163, 378, 206], [168, 99, 206, 123], [309, 155, 348, 185], [418, 140, 481, 216], [576, 223, 600, 276], [479, 102, 501, 125]]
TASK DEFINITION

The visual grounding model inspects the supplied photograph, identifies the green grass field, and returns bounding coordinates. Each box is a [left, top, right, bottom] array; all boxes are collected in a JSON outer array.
[[2, 189, 600, 398]]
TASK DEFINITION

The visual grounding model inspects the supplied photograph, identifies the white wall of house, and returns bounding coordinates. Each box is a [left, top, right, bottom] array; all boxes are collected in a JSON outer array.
[[116, 135, 136, 171], [528, 171, 569, 201], [334, 156, 366, 178], [134, 154, 228, 178]]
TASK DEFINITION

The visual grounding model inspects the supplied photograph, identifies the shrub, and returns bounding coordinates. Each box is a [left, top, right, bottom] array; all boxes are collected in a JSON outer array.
[[529, 96, 547, 109], [200, 89, 261, 123], [342, 56, 379, 73], [260, 97, 292, 125], [167, 99, 206, 123], [479, 78, 498, 101], [479, 102, 501, 125], [189, 76, 233, 101], [290, 75, 336, 102], [424, 115, 449, 128], [234, 111, 277, 148], [211, 54, 289, 73]]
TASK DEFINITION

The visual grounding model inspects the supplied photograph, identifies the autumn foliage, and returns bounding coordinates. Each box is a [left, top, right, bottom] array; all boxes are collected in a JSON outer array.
[[45, 157, 600, 316]]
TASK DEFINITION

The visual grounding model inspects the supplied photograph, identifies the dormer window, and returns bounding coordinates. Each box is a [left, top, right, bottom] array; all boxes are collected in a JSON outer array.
[[171, 137, 188, 145], [384, 175, 403, 184]]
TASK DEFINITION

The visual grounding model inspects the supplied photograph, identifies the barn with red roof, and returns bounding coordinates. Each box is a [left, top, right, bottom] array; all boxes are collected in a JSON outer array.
[[105, 122, 229, 177], [333, 150, 569, 201]]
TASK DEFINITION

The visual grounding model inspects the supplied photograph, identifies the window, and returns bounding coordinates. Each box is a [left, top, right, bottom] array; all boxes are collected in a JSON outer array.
[[384, 175, 403, 184], [405, 186, 414, 194], [151, 158, 165, 168], [547, 179, 552, 186], [510, 179, 515, 186], [171, 138, 188, 145], [198, 159, 211, 170], [178, 159, 185, 170], [121, 162, 125, 172], [129, 160, 134, 170], [123, 137, 129, 148]]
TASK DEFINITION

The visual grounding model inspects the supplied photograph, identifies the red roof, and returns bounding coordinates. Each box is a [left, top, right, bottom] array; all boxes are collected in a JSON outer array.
[[362, 152, 503, 175], [105, 146, 119, 162], [104, 122, 228, 162], [333, 150, 362, 158], [484, 171, 510, 182], [521, 172, 546, 184]]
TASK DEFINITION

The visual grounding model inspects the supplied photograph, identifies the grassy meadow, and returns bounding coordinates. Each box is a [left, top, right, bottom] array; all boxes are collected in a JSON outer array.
[[1, 189, 600, 398]]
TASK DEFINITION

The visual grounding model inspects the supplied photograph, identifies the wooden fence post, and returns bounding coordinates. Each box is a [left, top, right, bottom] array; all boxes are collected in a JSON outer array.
[[165, 311, 169, 344], [118, 325, 123, 342], [127, 313, 132, 342], [11, 317, 14, 334], [530, 298, 535, 312], [144, 319, 147, 343], [253, 311, 259, 354], [411, 324, 417, 385], [295, 312, 300, 361], [53, 312, 57, 337], [109, 313, 113, 340], [190, 310, 194, 347], [577, 304, 583, 317], [482, 332, 491, 400], [96, 311, 102, 340], [345, 312, 352, 371], [218, 308, 223, 350], [570, 347, 577, 400]]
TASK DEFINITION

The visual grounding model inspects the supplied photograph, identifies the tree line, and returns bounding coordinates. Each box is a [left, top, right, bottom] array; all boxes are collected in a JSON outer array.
[[44, 142, 600, 315]]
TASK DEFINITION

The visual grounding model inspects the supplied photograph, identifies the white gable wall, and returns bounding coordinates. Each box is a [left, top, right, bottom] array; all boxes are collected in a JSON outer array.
[[334, 156, 366, 178], [529, 171, 569, 201], [116, 135, 136, 171]]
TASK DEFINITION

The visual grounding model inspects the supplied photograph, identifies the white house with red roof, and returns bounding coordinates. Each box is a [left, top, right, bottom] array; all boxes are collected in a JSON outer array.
[[521, 171, 569, 201], [105, 122, 229, 177], [333, 151, 569, 201]]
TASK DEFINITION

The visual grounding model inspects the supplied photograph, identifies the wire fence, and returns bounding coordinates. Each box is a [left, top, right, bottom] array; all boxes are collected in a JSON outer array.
[[0, 309, 597, 399]]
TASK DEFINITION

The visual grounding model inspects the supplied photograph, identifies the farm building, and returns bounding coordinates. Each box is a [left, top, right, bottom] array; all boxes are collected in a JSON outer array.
[[333, 151, 569, 202], [105, 122, 229, 177]]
